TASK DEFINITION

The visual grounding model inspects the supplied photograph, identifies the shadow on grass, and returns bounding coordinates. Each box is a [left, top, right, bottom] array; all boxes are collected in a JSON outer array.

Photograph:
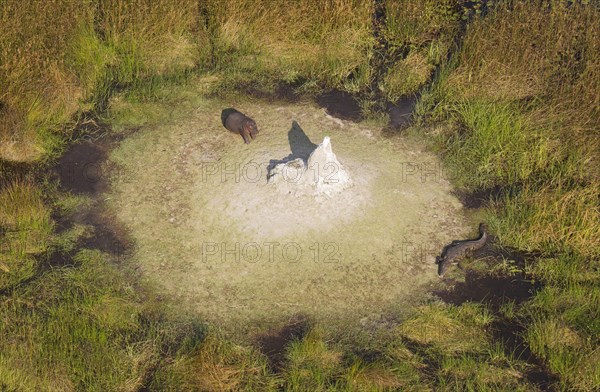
[[434, 267, 540, 308], [316, 90, 363, 121], [382, 94, 419, 135], [253, 314, 310, 372], [51, 120, 134, 261], [432, 246, 559, 389], [245, 83, 303, 104]]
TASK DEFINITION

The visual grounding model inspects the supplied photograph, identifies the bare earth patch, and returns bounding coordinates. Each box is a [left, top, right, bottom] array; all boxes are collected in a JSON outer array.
[[108, 96, 471, 332]]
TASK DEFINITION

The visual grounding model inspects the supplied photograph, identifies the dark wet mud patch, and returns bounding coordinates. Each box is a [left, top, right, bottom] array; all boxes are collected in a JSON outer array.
[[315, 90, 363, 121], [52, 120, 131, 196], [51, 123, 124, 197], [50, 132, 134, 261], [253, 314, 310, 371], [385, 94, 418, 133], [432, 245, 556, 389], [79, 210, 132, 259], [434, 268, 541, 307], [50, 208, 132, 264], [433, 243, 542, 308], [54, 141, 110, 194]]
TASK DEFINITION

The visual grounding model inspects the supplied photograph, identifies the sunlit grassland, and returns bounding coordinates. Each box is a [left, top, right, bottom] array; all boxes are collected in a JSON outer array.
[[1, 249, 146, 390], [0, 179, 53, 290], [418, 2, 600, 390], [378, 0, 461, 101], [0, 0, 201, 162], [0, 0, 599, 390], [0, 0, 374, 163], [418, 1, 599, 265], [0, 1, 88, 161]]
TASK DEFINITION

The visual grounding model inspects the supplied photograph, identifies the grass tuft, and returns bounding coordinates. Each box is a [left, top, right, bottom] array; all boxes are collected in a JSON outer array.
[[399, 302, 493, 354], [0, 179, 53, 290], [284, 327, 344, 391]]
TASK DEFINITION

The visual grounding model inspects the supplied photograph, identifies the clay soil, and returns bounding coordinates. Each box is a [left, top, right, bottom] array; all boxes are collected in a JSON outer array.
[[106, 91, 473, 333]]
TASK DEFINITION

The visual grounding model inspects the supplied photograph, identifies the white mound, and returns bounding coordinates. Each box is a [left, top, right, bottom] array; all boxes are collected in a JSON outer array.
[[268, 136, 353, 197]]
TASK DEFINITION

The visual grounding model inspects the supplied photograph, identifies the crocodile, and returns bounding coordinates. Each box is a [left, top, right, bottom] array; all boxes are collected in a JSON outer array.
[[436, 223, 488, 277]]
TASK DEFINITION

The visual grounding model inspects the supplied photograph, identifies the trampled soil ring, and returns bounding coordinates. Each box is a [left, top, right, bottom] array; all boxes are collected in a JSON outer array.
[[107, 98, 472, 331]]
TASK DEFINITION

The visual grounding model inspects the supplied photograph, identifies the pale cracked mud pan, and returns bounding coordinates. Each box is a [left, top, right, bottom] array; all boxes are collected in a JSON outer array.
[[108, 97, 472, 333]]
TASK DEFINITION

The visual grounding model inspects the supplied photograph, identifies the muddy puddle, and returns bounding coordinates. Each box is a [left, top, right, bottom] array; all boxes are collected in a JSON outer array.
[[315, 89, 417, 130]]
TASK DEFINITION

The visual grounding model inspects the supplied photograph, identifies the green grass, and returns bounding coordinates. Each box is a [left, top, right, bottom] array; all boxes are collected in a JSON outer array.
[[0, 0, 201, 162], [379, 52, 434, 101], [0, 180, 53, 290], [150, 334, 276, 391], [198, 0, 375, 100], [1, 0, 599, 390], [435, 348, 531, 392], [378, 0, 461, 100], [416, 2, 600, 390], [395, 302, 534, 391], [284, 328, 344, 391], [490, 183, 600, 258], [525, 315, 599, 391], [1, 249, 147, 390], [398, 302, 493, 354]]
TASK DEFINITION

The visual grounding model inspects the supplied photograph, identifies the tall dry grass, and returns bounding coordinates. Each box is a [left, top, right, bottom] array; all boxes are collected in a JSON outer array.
[[0, 179, 53, 290], [378, 0, 461, 100], [418, 2, 600, 390], [0, 1, 89, 161], [204, 0, 374, 94], [0, 0, 202, 163], [448, 0, 599, 178]]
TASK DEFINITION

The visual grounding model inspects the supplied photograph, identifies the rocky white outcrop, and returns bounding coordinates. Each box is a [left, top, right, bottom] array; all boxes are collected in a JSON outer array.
[[268, 136, 353, 197]]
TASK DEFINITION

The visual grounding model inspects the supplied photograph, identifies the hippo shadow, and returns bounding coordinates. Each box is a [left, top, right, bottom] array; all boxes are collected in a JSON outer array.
[[266, 121, 318, 181]]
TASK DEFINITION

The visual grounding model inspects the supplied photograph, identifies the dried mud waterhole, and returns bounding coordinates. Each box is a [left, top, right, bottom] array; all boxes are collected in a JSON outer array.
[[108, 98, 471, 332]]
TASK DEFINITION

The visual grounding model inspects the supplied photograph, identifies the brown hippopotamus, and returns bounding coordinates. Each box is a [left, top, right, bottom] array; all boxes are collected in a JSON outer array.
[[221, 108, 259, 144]]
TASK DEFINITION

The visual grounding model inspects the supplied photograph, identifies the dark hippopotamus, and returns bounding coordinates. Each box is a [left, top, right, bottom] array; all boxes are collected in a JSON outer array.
[[221, 108, 259, 144]]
